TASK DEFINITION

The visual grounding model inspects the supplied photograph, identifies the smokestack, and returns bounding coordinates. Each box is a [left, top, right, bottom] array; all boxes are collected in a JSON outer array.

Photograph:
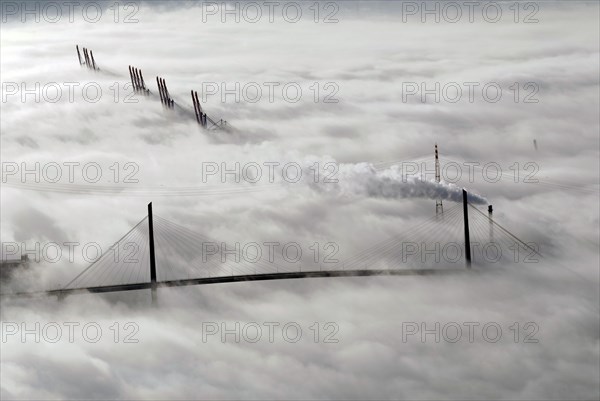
[[161, 78, 169, 103], [90, 51, 96, 70], [159, 78, 173, 108], [159, 78, 165, 104], [139, 70, 146, 92], [194, 91, 201, 113], [197, 92, 204, 122], [157, 77, 164, 104], [133, 68, 138, 90], [488, 205, 493, 215], [86, 49, 91, 69], [134, 68, 142, 92], [192, 90, 200, 122], [76, 45, 83, 66], [129, 66, 136, 91]]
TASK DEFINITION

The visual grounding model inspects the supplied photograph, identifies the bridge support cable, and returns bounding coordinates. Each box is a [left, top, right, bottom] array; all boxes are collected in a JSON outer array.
[[468, 204, 542, 258], [340, 205, 464, 271], [152, 216, 232, 279], [151, 215, 300, 279], [62, 216, 149, 290], [1, 203, 552, 300], [340, 206, 460, 270], [152, 216, 254, 279]]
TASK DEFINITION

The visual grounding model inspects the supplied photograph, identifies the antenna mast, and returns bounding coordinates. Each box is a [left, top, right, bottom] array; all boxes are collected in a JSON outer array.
[[435, 143, 443, 215]]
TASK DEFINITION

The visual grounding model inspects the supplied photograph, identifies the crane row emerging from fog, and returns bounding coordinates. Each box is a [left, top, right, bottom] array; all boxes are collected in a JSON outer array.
[[76, 44, 231, 130], [0, 46, 546, 303]]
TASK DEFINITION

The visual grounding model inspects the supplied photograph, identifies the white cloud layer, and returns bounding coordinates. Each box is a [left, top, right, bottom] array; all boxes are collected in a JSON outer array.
[[1, 1, 599, 400]]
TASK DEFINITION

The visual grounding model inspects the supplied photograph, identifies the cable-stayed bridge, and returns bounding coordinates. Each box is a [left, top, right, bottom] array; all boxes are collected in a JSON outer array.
[[0, 192, 541, 301]]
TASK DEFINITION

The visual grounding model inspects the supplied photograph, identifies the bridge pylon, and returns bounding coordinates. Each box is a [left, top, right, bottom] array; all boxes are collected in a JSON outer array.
[[462, 190, 472, 268], [488, 205, 494, 242], [148, 202, 158, 305]]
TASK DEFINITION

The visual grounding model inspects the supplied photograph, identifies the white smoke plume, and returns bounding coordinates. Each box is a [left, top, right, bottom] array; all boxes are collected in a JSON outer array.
[[304, 161, 488, 205]]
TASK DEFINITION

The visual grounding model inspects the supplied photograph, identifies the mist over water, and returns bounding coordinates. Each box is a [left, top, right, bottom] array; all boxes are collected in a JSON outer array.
[[1, 1, 599, 400]]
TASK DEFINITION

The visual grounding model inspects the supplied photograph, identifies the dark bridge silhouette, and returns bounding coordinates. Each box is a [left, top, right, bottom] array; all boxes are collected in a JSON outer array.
[[1, 191, 540, 301]]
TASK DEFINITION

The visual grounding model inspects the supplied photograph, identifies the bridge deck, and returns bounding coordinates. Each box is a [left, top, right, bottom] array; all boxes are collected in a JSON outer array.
[[0, 268, 472, 299]]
